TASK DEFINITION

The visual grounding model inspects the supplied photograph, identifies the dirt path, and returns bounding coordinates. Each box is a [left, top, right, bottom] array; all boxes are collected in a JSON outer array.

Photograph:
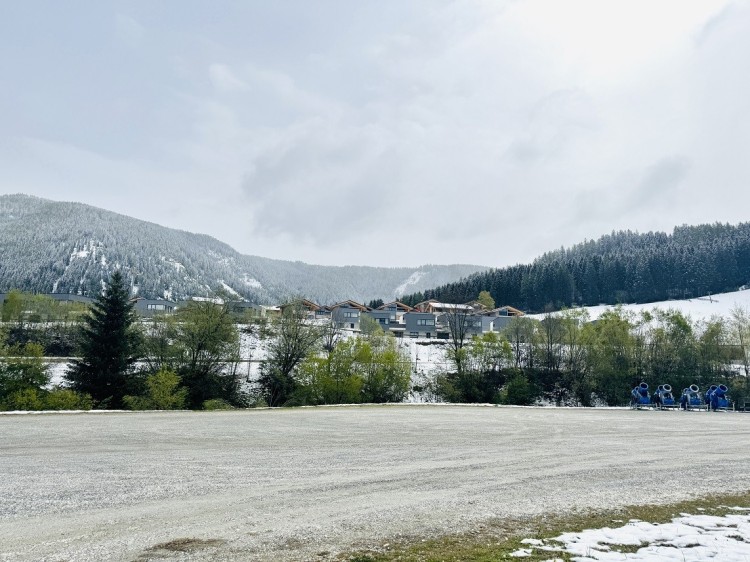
[[1, 406, 749, 561]]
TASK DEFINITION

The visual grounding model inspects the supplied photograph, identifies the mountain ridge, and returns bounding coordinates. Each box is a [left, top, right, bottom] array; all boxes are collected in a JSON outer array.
[[0, 194, 487, 304]]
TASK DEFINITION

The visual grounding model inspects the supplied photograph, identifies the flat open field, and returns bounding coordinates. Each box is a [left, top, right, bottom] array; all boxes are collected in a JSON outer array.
[[1, 406, 749, 561]]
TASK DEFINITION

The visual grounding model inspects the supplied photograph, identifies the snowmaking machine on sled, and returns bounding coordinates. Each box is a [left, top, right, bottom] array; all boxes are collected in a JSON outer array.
[[630, 382, 651, 409]]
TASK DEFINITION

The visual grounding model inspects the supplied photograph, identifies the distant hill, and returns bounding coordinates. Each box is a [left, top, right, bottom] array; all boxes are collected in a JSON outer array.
[[0, 194, 487, 304], [402, 223, 750, 313]]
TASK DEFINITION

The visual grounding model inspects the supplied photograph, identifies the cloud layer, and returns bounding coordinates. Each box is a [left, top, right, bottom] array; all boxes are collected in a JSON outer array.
[[1, 1, 749, 267]]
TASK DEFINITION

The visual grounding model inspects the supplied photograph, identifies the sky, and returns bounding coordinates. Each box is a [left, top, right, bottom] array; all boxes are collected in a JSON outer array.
[[2, 1, 749, 268]]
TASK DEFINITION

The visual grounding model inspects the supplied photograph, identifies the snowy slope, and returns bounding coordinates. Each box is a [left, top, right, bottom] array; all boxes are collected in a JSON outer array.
[[0, 194, 487, 304], [530, 288, 750, 322]]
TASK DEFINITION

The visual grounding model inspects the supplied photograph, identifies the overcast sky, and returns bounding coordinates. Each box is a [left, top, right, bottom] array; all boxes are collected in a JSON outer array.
[[2, 1, 749, 268]]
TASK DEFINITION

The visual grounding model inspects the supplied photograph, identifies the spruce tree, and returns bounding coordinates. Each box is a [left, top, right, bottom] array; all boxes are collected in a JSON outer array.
[[66, 271, 141, 408]]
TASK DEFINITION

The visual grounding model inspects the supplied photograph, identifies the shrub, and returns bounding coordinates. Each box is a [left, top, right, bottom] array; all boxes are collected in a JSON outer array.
[[202, 398, 234, 410], [1, 388, 45, 411], [44, 388, 93, 410], [123, 369, 188, 410], [502, 373, 536, 405]]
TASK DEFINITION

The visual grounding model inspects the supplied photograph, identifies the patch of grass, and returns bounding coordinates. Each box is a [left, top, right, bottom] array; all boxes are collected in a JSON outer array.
[[336, 491, 750, 562], [147, 537, 225, 553], [605, 543, 642, 553]]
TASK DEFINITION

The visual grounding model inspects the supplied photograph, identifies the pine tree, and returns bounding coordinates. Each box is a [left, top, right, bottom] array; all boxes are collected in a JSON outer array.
[[66, 271, 141, 408]]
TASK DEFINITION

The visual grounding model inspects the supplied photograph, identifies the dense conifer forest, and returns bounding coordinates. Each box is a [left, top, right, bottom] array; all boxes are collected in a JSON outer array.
[[0, 194, 485, 304], [402, 223, 750, 312]]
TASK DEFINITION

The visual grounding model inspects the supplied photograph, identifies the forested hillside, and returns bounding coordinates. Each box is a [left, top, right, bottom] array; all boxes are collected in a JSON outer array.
[[403, 224, 750, 312], [0, 195, 486, 304]]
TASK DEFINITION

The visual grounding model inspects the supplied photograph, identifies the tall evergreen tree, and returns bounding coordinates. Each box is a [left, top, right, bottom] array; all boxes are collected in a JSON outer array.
[[66, 271, 141, 408]]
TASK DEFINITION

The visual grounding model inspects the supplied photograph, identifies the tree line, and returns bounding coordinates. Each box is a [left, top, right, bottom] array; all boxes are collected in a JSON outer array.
[[3, 273, 749, 411], [429, 306, 750, 408], [0, 274, 413, 411], [401, 223, 750, 312]]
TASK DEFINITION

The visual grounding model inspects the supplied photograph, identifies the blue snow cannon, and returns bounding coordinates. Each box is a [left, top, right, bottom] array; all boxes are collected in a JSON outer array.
[[707, 384, 729, 411], [654, 384, 676, 409], [680, 384, 704, 410], [630, 382, 651, 408]]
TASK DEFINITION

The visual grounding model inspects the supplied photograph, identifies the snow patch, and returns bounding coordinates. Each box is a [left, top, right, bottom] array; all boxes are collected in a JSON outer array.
[[522, 511, 750, 561], [219, 281, 242, 298], [243, 275, 262, 289], [70, 239, 103, 261], [190, 296, 224, 304], [161, 256, 185, 272], [394, 270, 427, 297]]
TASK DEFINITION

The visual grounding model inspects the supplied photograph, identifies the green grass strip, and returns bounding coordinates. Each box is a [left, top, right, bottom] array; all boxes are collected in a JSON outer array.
[[336, 490, 750, 561]]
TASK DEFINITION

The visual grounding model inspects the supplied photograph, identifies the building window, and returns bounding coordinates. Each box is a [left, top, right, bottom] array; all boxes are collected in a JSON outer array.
[[416, 318, 435, 326], [410, 332, 418, 338], [343, 311, 358, 318], [147, 304, 166, 311]]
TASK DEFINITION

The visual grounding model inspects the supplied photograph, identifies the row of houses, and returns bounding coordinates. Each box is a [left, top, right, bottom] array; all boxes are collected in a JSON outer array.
[[0, 292, 280, 318], [0, 293, 525, 338], [281, 299, 525, 338], [0, 293, 181, 318]]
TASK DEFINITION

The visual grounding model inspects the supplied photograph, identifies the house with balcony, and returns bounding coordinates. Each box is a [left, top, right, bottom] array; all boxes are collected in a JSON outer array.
[[413, 299, 475, 315], [366, 309, 397, 328], [403, 311, 438, 338], [330, 300, 368, 331]]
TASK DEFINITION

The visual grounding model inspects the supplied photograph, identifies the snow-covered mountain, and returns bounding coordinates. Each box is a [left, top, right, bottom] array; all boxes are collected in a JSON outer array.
[[0, 194, 487, 304]]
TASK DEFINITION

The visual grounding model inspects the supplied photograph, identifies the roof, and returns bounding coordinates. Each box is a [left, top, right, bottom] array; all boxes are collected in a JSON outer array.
[[377, 301, 415, 312], [280, 299, 321, 311], [429, 302, 474, 311], [329, 300, 369, 312], [479, 305, 525, 317], [500, 305, 525, 316]]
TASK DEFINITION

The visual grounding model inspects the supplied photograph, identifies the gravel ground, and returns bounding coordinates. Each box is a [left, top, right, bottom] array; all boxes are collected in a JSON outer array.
[[1, 405, 749, 561]]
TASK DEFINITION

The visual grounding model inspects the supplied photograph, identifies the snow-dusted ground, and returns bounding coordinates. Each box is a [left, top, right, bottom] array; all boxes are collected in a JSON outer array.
[[530, 288, 750, 322], [2, 407, 750, 561], [239, 329, 451, 402], [46, 331, 453, 401], [512, 509, 750, 561]]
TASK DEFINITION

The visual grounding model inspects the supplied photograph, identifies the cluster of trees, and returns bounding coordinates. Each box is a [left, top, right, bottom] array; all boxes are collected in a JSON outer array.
[[0, 273, 244, 411], [255, 304, 412, 406], [1, 291, 85, 357], [63, 272, 245, 410], [402, 223, 750, 312], [283, 330, 411, 406], [1, 274, 413, 411], [433, 306, 750, 407], [0, 342, 93, 411]]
